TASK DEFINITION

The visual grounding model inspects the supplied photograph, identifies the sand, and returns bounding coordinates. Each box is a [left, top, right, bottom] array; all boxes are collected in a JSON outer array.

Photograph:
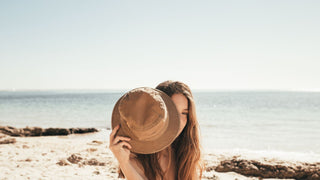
[[0, 129, 314, 180]]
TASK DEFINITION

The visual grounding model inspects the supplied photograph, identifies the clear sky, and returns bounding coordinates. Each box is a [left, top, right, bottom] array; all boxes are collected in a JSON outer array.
[[1, 0, 319, 91]]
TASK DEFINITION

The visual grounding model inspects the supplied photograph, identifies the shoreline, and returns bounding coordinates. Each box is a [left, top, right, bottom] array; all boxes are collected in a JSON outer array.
[[1, 128, 319, 179]]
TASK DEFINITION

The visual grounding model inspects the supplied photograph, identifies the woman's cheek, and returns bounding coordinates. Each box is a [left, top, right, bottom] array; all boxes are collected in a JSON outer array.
[[180, 115, 187, 129]]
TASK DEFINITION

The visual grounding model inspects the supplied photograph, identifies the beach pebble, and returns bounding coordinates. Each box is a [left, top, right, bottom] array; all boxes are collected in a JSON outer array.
[[56, 159, 70, 166], [0, 134, 16, 144], [93, 170, 100, 175], [67, 154, 83, 164], [82, 158, 105, 166], [88, 140, 103, 145], [311, 173, 319, 179], [25, 158, 32, 162], [87, 148, 98, 152]]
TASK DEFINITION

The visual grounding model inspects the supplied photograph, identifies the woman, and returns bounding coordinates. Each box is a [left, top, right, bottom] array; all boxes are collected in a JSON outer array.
[[109, 80, 203, 180]]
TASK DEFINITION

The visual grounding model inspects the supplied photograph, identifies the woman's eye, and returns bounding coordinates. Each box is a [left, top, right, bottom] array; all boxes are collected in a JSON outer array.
[[182, 112, 188, 116]]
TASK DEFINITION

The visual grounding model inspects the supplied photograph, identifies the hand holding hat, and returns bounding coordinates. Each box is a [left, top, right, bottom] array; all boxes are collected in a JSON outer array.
[[111, 87, 180, 154]]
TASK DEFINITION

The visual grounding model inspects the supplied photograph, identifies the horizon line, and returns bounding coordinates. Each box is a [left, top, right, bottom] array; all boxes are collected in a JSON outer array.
[[0, 88, 319, 93]]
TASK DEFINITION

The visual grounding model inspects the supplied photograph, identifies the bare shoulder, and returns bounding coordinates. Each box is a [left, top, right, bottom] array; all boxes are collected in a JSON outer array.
[[129, 153, 147, 179]]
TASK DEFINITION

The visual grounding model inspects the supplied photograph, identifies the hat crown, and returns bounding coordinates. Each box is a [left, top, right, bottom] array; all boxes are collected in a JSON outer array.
[[118, 87, 168, 140]]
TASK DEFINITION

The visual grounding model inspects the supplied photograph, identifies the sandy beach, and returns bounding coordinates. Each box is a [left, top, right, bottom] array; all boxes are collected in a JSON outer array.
[[1, 128, 319, 180]]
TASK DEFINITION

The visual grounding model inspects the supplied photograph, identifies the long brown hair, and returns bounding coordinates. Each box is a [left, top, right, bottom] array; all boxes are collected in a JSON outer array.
[[119, 80, 203, 179]]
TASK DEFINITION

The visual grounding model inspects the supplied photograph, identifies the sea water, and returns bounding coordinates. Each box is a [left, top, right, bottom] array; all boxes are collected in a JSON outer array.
[[1, 90, 319, 160]]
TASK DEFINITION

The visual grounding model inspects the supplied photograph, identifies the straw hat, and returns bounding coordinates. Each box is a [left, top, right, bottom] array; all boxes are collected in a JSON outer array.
[[111, 87, 180, 154]]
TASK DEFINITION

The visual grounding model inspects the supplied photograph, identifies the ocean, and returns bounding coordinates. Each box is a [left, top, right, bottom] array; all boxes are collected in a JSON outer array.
[[1, 90, 319, 160]]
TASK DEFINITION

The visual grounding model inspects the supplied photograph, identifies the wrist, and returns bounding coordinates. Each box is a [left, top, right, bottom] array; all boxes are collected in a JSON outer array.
[[118, 158, 130, 166], [119, 158, 132, 170]]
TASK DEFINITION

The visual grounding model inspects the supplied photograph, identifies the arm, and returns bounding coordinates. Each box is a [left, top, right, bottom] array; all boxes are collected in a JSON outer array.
[[109, 125, 147, 180], [119, 159, 147, 180]]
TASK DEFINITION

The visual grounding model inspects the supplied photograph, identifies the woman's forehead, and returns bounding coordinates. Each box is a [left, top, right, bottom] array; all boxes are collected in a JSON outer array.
[[171, 94, 188, 109]]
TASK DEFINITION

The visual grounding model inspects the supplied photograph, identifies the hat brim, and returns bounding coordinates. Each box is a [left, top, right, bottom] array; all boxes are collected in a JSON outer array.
[[111, 88, 180, 154]]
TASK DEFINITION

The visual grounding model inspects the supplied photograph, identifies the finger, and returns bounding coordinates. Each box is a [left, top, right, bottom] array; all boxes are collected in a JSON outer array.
[[109, 124, 120, 142], [117, 141, 132, 149], [113, 136, 131, 145], [110, 125, 120, 137]]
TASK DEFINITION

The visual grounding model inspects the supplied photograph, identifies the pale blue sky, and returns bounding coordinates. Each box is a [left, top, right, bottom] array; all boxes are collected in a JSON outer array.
[[1, 0, 319, 91]]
